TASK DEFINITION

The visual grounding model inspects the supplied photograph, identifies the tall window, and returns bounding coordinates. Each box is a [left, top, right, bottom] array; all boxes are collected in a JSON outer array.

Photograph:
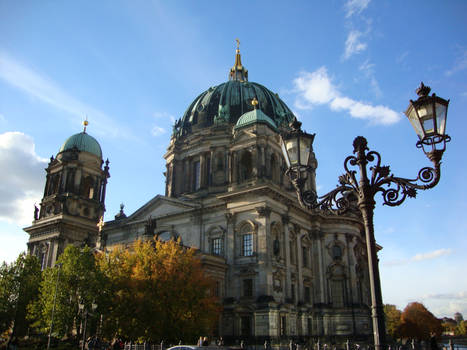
[[290, 241, 295, 264], [304, 286, 311, 303], [307, 318, 312, 335], [212, 237, 223, 255], [239, 151, 252, 182], [193, 161, 201, 191], [241, 316, 251, 336], [291, 283, 295, 301], [302, 246, 308, 267], [242, 233, 253, 256], [280, 316, 287, 336], [243, 279, 253, 297]]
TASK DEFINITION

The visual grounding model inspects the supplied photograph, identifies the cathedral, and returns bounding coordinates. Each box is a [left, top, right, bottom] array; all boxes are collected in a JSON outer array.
[[25, 46, 373, 344]]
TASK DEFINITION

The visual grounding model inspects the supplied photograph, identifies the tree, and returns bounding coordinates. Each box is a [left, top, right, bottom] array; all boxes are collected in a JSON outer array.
[[384, 304, 402, 339], [398, 302, 442, 341], [0, 253, 41, 337], [29, 246, 107, 339], [96, 238, 221, 343], [456, 320, 467, 336]]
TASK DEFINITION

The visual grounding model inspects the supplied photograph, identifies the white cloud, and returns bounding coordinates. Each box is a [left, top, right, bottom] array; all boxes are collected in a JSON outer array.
[[359, 59, 382, 97], [344, 0, 371, 18], [343, 30, 367, 60], [0, 132, 48, 226], [293, 67, 401, 125], [151, 111, 176, 137], [445, 48, 467, 76], [412, 248, 452, 262], [151, 125, 166, 137], [422, 291, 467, 300], [384, 248, 452, 266], [293, 68, 338, 104], [0, 52, 130, 139]]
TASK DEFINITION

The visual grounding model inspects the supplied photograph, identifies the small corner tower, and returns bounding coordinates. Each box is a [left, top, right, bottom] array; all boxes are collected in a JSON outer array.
[[24, 121, 110, 268]]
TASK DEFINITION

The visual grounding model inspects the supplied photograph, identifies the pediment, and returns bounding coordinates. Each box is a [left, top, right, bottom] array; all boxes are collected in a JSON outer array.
[[125, 195, 199, 223]]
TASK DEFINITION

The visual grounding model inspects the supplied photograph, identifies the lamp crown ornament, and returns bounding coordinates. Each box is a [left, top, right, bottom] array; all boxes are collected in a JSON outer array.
[[289, 116, 302, 132], [416, 82, 431, 97]]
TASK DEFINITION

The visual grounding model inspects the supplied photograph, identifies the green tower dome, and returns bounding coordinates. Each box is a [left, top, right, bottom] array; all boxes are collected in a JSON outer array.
[[59, 131, 102, 158], [172, 47, 295, 139]]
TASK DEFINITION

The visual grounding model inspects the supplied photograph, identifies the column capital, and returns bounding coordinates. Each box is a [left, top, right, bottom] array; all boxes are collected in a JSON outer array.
[[255, 206, 271, 218]]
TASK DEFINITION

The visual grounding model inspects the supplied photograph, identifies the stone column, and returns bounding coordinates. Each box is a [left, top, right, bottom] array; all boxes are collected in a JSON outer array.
[[209, 149, 215, 186], [256, 206, 271, 296], [225, 213, 235, 298], [296, 230, 305, 303], [200, 153, 206, 189], [282, 215, 292, 299]]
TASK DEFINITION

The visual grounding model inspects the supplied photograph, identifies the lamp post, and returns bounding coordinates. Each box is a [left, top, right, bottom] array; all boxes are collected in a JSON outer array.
[[47, 262, 63, 350], [79, 299, 97, 350], [280, 83, 450, 350]]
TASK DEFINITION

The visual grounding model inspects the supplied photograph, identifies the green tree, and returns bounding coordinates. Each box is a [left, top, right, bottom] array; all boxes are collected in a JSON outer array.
[[96, 238, 221, 343], [384, 304, 402, 339], [29, 246, 107, 339], [398, 302, 442, 341], [0, 253, 41, 337], [456, 320, 467, 336]]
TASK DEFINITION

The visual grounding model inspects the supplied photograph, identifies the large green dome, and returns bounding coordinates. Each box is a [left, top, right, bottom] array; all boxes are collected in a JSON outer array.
[[59, 132, 102, 158], [172, 48, 295, 139]]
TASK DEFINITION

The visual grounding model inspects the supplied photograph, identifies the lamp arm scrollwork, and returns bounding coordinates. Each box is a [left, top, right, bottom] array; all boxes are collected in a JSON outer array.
[[289, 136, 442, 214]]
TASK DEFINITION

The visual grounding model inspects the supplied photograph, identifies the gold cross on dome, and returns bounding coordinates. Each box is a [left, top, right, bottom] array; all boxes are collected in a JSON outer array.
[[97, 216, 105, 232], [251, 98, 259, 108], [236, 38, 240, 49]]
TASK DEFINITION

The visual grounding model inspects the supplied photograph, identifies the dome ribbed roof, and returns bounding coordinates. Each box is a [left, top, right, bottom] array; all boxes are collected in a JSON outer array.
[[59, 132, 102, 158], [173, 80, 295, 139], [235, 109, 277, 131]]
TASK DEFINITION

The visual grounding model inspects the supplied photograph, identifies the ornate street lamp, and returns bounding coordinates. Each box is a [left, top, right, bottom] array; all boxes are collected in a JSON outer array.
[[280, 83, 450, 350], [47, 263, 62, 350], [79, 299, 98, 350]]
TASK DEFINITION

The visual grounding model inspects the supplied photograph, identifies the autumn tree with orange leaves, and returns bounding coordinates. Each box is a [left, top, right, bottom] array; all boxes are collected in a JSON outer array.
[[96, 238, 221, 343], [397, 302, 442, 341]]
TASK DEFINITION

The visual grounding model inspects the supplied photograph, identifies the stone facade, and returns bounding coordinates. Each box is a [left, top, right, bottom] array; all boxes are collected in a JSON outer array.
[[25, 49, 373, 344], [103, 116, 372, 343]]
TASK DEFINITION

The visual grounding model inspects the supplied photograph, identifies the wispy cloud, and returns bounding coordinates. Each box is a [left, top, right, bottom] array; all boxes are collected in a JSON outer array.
[[151, 112, 176, 137], [0, 52, 131, 139], [421, 291, 467, 300], [293, 67, 400, 125], [344, 30, 367, 60], [445, 48, 467, 76], [384, 248, 452, 266], [359, 59, 381, 97], [413, 249, 452, 261], [0, 113, 5, 123], [396, 51, 410, 64], [344, 0, 371, 18]]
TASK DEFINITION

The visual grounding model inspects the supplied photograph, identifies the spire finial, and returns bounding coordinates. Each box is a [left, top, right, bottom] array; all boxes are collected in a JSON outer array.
[[83, 117, 89, 133], [229, 38, 248, 82]]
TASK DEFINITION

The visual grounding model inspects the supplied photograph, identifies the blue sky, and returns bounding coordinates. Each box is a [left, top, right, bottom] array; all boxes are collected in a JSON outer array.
[[1, 0, 466, 318]]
